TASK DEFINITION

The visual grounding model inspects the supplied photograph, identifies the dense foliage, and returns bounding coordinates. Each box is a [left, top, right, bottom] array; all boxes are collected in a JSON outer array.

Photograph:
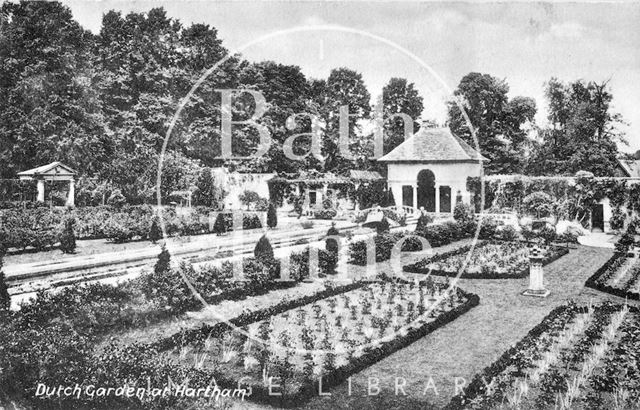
[[0, 206, 263, 250], [467, 174, 640, 228]]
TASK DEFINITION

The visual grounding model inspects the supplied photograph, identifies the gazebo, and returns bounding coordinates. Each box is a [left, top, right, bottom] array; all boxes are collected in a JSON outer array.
[[378, 127, 488, 214], [17, 162, 77, 206]]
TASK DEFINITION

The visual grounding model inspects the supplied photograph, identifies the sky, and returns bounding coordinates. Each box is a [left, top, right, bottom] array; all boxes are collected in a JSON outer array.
[[61, 1, 640, 152]]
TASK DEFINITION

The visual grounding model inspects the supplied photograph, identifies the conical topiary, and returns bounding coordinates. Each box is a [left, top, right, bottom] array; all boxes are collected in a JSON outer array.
[[267, 203, 278, 229], [59, 216, 76, 254], [155, 244, 171, 276], [254, 234, 274, 261], [377, 216, 390, 234], [149, 216, 162, 243], [415, 212, 431, 233], [213, 212, 228, 235]]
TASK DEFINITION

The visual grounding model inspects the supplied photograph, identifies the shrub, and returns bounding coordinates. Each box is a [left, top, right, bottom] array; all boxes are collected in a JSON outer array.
[[377, 216, 390, 234], [539, 225, 557, 245], [239, 190, 261, 210], [453, 202, 474, 223], [615, 231, 635, 255], [59, 216, 77, 254], [155, 244, 171, 276], [349, 231, 425, 265], [319, 248, 338, 275], [149, 216, 162, 243], [106, 189, 127, 208], [523, 191, 555, 218], [557, 231, 578, 245], [142, 246, 192, 311], [267, 203, 278, 228], [415, 212, 432, 234], [609, 207, 625, 231], [104, 218, 134, 243], [213, 212, 227, 235], [254, 234, 274, 261], [314, 209, 337, 219], [497, 225, 519, 242], [478, 217, 498, 240], [326, 223, 339, 254]]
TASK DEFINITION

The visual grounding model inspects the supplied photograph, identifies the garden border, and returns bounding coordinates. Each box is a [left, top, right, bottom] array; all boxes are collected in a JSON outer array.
[[584, 252, 640, 301], [403, 241, 569, 279]]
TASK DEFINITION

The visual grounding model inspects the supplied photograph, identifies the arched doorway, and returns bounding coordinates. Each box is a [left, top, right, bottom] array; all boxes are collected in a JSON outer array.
[[417, 169, 436, 212]]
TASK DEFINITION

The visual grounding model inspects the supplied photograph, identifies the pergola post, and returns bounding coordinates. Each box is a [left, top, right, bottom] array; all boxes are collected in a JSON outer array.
[[412, 185, 418, 209], [435, 184, 440, 213], [65, 179, 75, 207], [36, 179, 45, 202]]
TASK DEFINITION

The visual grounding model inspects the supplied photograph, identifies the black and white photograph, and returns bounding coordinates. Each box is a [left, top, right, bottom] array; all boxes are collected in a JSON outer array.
[[1, 1, 640, 409]]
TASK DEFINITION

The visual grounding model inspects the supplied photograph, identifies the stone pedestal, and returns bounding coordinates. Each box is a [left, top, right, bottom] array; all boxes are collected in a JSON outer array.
[[523, 247, 550, 298]]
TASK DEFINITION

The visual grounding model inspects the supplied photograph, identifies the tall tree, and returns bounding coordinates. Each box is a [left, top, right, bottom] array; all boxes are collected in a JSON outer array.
[[381, 78, 424, 154], [448, 72, 536, 174], [0, 1, 112, 178], [317, 68, 371, 174], [527, 78, 624, 176]]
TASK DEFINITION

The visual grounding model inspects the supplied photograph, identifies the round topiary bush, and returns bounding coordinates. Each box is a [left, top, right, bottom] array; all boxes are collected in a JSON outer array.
[[326, 223, 339, 253], [453, 202, 474, 223]]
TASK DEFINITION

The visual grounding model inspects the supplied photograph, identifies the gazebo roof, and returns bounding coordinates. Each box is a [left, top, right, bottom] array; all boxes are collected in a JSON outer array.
[[617, 158, 640, 178], [17, 162, 76, 179], [378, 127, 488, 163]]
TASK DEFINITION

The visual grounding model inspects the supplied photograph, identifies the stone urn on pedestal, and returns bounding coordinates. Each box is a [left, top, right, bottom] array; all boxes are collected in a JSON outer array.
[[522, 246, 550, 298]]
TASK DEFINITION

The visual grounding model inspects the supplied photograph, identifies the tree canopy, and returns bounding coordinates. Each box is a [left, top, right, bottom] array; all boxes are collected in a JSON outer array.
[[447, 72, 537, 174], [0, 3, 630, 203], [527, 78, 625, 176]]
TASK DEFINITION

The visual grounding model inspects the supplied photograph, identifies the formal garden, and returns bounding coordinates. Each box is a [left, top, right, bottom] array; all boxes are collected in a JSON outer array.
[[2, 3, 640, 409]]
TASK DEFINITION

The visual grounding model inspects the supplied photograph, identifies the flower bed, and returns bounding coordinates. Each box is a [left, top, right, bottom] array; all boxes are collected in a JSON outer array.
[[403, 241, 569, 279], [585, 253, 640, 300], [446, 302, 639, 410], [159, 277, 479, 406]]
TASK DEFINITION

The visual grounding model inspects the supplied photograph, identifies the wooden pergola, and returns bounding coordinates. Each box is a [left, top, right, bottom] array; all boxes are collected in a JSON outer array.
[[17, 162, 77, 206]]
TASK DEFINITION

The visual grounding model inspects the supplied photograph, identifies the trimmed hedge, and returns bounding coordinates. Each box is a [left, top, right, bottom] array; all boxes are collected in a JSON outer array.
[[348, 230, 424, 265], [0, 206, 263, 250], [403, 241, 569, 279], [584, 253, 640, 301]]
